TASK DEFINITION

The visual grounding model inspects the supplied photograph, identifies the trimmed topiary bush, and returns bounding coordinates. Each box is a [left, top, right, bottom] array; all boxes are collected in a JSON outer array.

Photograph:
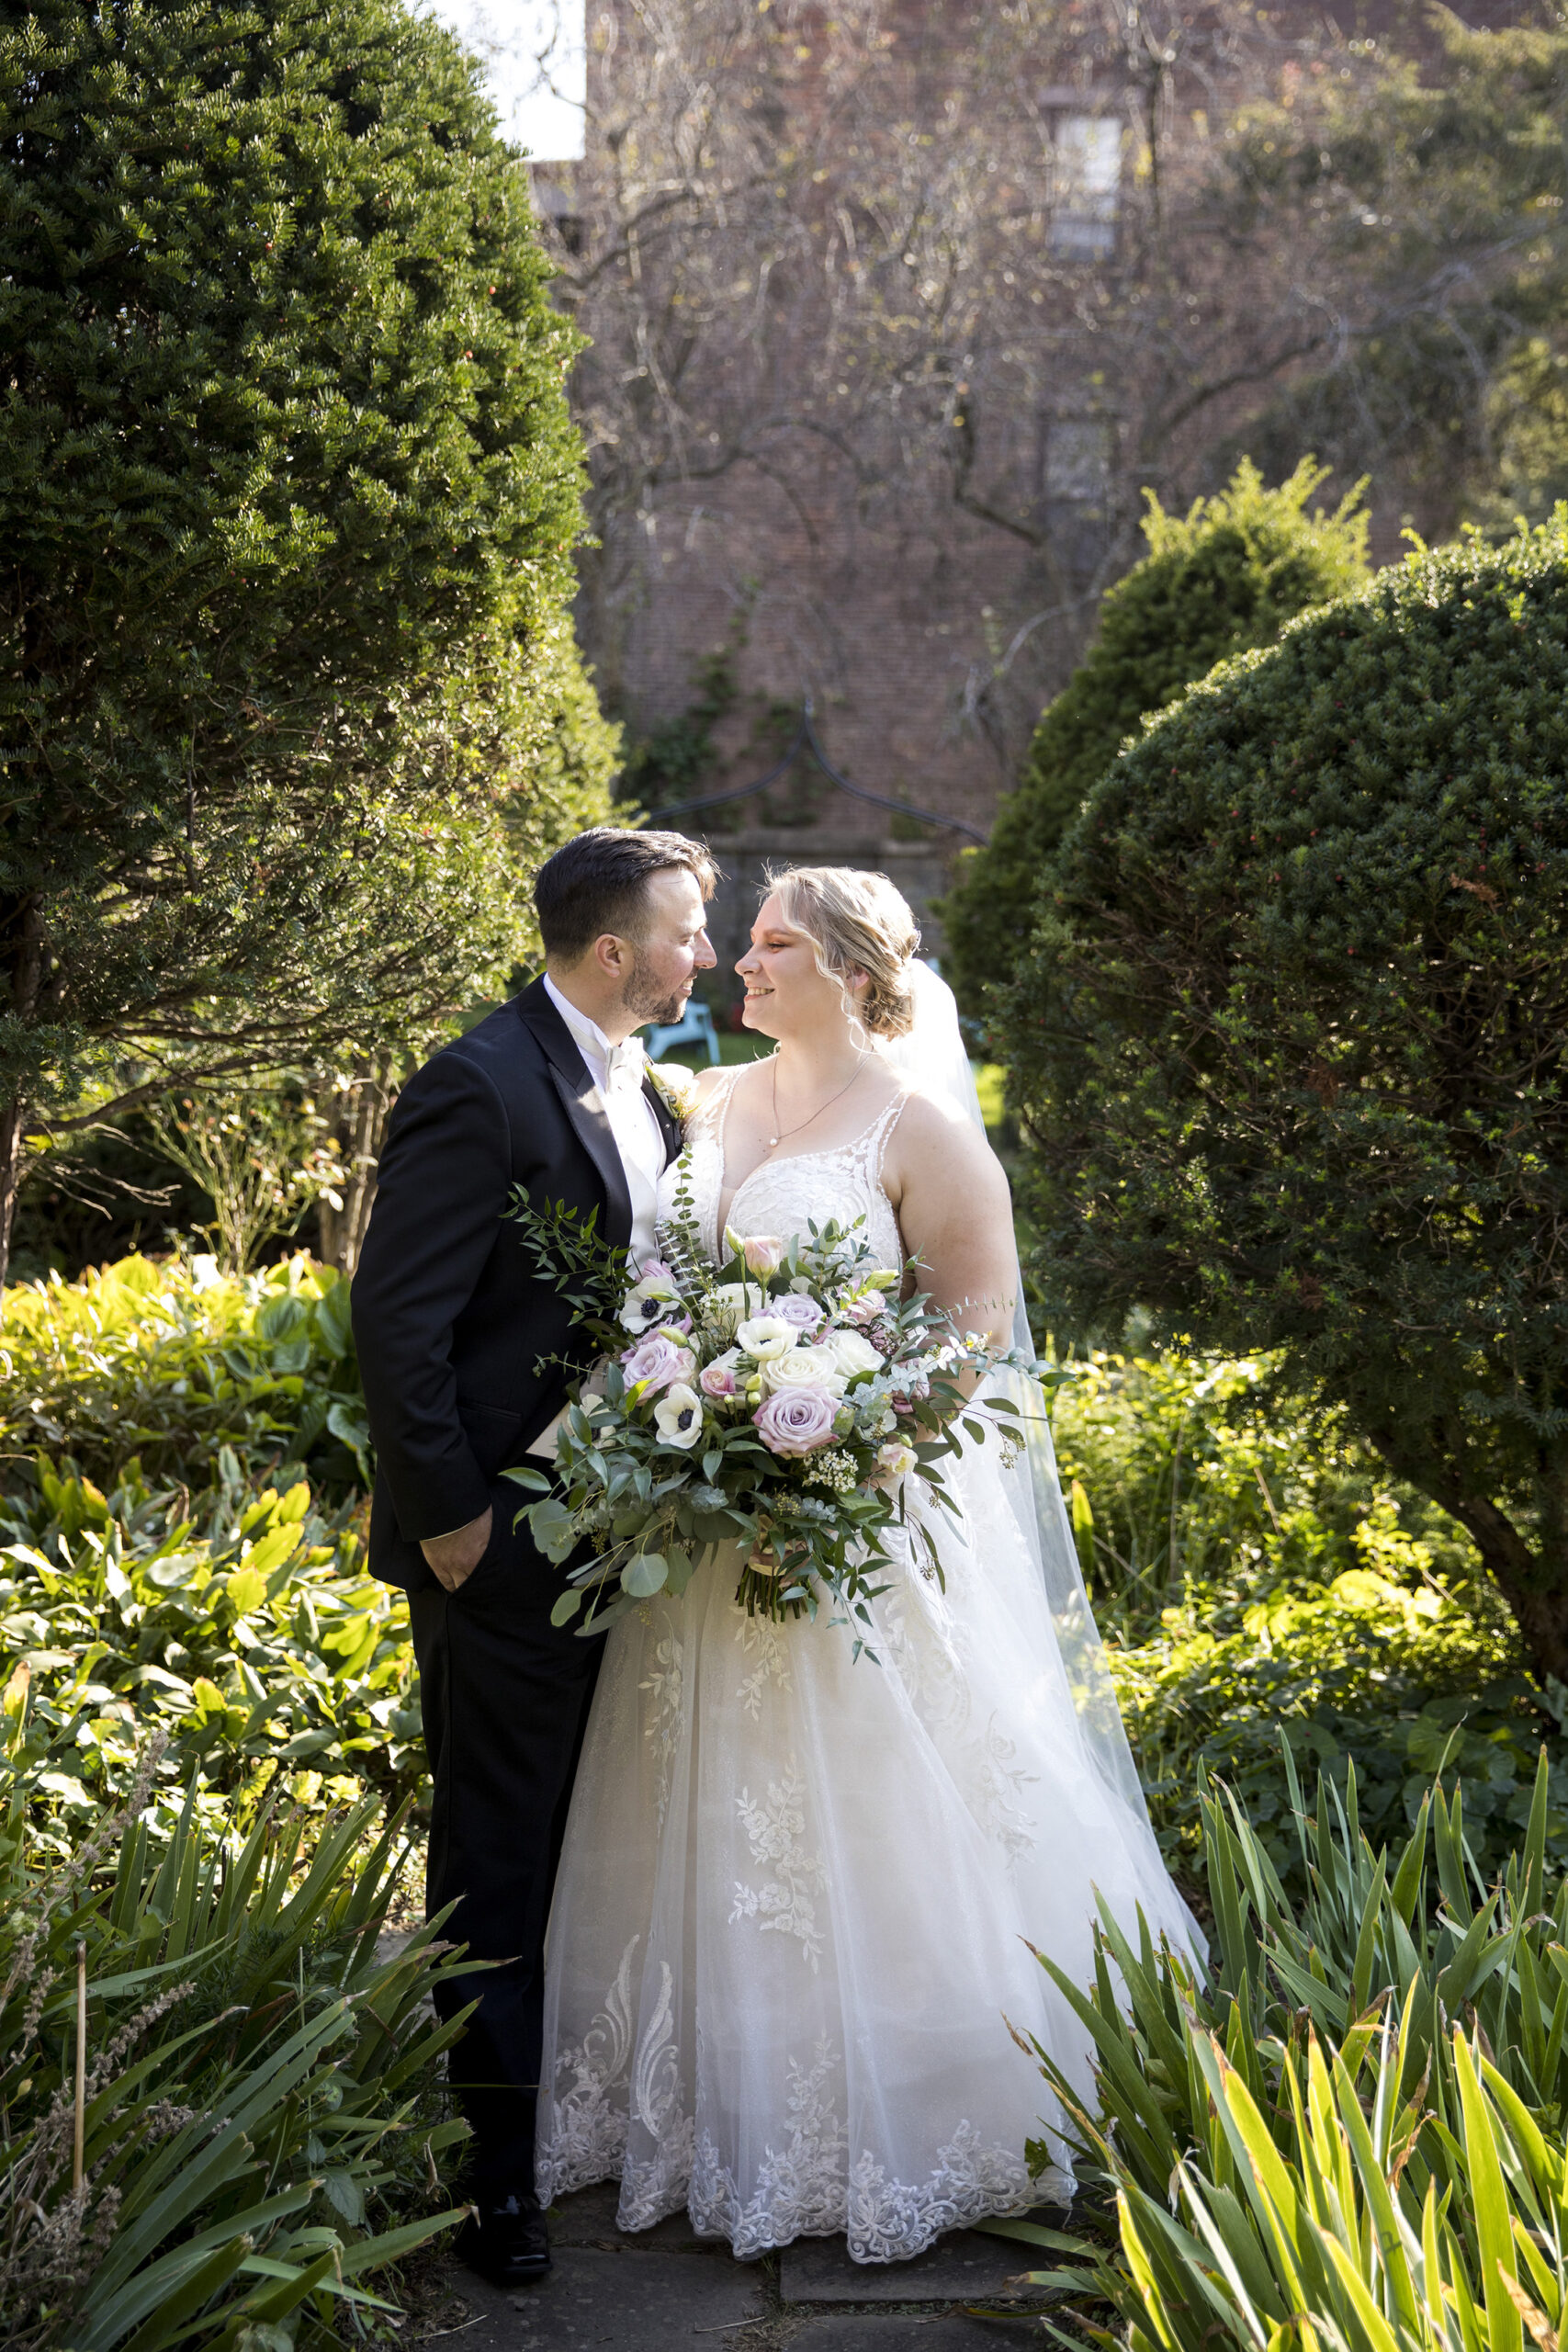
[[0, 0, 595, 1281], [998, 518, 1568, 1689], [942, 460, 1370, 1021]]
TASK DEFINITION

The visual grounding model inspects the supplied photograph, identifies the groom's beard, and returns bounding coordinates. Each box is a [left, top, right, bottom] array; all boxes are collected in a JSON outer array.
[[620, 950, 689, 1026]]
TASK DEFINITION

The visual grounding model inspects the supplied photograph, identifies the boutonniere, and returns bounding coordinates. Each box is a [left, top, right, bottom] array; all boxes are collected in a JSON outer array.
[[647, 1060, 702, 1125]]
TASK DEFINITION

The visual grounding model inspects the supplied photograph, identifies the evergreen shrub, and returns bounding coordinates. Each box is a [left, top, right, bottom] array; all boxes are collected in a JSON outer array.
[[942, 460, 1370, 1020], [1001, 518, 1568, 1690], [0, 0, 599, 1275], [1048, 1349, 1557, 1895]]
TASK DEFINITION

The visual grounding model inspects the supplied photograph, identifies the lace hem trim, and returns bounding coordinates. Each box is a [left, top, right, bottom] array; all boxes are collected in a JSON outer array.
[[538, 2064, 1069, 2264]]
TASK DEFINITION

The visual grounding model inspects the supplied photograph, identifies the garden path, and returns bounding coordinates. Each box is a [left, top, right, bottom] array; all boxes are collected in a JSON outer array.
[[410, 2182, 1071, 2351]]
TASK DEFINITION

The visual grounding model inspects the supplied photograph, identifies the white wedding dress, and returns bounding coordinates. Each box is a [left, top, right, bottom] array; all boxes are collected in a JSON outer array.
[[535, 1070, 1201, 2263]]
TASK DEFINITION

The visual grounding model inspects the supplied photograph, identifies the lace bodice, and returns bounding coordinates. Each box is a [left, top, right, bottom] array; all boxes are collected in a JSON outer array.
[[657, 1067, 908, 1269]]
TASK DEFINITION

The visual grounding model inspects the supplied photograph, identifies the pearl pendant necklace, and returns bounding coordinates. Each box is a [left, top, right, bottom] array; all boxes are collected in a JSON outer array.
[[763, 1049, 867, 1156]]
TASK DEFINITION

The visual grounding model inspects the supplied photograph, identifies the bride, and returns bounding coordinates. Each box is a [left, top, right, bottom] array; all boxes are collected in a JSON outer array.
[[535, 864, 1201, 2263]]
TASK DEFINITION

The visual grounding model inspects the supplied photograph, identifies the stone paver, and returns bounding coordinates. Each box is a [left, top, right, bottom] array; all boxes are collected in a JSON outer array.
[[547, 2178, 706, 2251], [778, 2213, 1068, 2305], [426, 2247, 765, 2349], [784, 2320, 1051, 2350], [412, 2187, 1080, 2350]]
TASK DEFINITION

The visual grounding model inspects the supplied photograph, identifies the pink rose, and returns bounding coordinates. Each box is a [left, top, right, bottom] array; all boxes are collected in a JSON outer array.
[[773, 1294, 824, 1336], [621, 1333, 698, 1395], [637, 1258, 674, 1284], [754, 1385, 839, 1456], [699, 1352, 740, 1400]]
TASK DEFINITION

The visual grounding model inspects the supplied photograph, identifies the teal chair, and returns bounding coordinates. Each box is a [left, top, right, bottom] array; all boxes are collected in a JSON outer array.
[[647, 1001, 721, 1064]]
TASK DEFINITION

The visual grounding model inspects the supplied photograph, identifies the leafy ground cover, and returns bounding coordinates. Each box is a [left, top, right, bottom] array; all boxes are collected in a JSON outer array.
[[1050, 1348, 1564, 1897], [0, 1253, 370, 1503], [987, 1744, 1568, 2352], [0, 1713, 470, 2352], [1, 1461, 420, 1834], [6, 1252, 1561, 1902], [0, 1240, 1563, 2346]]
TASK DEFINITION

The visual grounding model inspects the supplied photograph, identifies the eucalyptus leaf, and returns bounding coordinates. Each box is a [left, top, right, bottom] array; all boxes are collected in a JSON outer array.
[[622, 1552, 669, 1599]]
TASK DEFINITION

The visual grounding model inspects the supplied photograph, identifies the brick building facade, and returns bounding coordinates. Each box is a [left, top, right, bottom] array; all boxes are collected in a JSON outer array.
[[534, 0, 1492, 992]]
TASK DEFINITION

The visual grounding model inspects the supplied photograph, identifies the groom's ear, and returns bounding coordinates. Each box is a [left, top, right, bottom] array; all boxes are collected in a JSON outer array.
[[591, 931, 633, 980]]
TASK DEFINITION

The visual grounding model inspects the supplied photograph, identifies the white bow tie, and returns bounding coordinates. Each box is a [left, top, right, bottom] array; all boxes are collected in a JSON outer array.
[[604, 1038, 644, 1093]]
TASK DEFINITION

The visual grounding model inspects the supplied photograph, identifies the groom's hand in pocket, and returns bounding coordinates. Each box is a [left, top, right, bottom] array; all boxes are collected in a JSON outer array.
[[421, 1507, 494, 1592]]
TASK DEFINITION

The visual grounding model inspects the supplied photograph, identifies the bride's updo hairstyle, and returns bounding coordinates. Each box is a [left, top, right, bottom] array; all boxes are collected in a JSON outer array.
[[768, 865, 921, 1041]]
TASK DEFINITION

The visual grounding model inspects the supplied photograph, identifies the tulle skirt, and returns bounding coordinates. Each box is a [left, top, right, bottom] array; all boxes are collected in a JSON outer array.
[[535, 1443, 1199, 2263]]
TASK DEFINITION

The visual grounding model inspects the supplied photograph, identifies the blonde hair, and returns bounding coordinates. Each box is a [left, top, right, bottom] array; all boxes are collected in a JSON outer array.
[[766, 865, 921, 1041]]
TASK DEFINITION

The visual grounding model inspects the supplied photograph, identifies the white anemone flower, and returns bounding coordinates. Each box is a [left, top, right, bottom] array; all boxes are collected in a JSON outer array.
[[652, 1383, 705, 1449], [619, 1272, 682, 1333]]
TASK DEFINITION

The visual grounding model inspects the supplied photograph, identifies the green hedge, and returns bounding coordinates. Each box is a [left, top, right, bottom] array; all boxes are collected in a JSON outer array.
[[941, 459, 1370, 1019], [1049, 1348, 1560, 1897], [999, 517, 1568, 1693]]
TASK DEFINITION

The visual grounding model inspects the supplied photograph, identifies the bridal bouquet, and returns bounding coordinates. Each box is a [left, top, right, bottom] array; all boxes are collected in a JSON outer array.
[[504, 1174, 1034, 1654]]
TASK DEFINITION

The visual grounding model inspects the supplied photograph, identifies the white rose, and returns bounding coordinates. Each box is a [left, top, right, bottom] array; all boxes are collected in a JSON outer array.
[[652, 1383, 705, 1449], [819, 1328, 884, 1382], [763, 1344, 849, 1398], [737, 1315, 800, 1363]]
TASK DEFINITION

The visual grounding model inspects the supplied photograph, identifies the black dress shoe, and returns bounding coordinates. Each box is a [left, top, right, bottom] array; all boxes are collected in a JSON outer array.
[[455, 2192, 552, 2285]]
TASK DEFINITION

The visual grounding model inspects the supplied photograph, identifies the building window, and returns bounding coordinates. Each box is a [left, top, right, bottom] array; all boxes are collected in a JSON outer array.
[[1049, 115, 1122, 260], [1044, 418, 1113, 503]]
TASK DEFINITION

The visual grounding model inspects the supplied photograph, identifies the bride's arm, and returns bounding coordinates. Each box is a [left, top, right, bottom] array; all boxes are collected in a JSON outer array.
[[884, 1093, 1020, 1353]]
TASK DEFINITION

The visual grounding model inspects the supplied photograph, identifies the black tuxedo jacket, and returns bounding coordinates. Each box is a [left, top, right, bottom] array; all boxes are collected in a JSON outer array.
[[351, 978, 683, 1592]]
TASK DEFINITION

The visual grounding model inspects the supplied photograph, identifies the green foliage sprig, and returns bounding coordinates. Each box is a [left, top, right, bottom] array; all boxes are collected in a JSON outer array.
[[504, 1192, 629, 1328]]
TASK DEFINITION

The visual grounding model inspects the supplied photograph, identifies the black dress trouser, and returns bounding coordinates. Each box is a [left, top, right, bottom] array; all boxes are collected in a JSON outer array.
[[407, 1476, 605, 2203]]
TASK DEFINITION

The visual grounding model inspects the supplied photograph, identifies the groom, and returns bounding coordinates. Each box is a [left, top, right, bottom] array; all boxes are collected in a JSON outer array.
[[352, 827, 717, 2285]]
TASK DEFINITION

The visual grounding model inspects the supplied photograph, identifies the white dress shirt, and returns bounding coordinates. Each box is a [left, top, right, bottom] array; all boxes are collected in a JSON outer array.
[[543, 974, 663, 1272]]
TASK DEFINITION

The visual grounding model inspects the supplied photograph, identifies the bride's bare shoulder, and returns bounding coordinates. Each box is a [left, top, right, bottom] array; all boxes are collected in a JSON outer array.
[[884, 1080, 1004, 1187], [887, 1079, 985, 1142]]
